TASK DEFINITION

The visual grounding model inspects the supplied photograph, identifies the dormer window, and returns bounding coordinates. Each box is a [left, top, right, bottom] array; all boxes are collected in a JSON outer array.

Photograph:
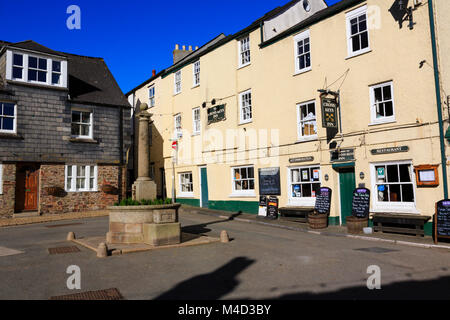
[[28, 56, 47, 83], [6, 50, 67, 88]]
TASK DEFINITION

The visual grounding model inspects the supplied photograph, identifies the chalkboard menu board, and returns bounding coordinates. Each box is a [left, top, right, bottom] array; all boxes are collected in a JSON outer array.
[[351, 188, 371, 218], [267, 196, 279, 220], [435, 200, 450, 241], [314, 187, 332, 215], [258, 168, 281, 196]]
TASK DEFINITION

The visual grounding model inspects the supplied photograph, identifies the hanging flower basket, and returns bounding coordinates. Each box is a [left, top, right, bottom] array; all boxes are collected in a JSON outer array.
[[101, 184, 117, 194], [45, 186, 63, 196]]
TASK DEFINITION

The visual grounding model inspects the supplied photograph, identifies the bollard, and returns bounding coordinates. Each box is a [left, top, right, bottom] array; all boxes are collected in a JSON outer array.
[[97, 242, 108, 258], [67, 232, 76, 241], [220, 230, 230, 243]]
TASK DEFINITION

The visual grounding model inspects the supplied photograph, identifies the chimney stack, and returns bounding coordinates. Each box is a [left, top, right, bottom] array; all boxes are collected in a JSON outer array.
[[173, 44, 195, 64]]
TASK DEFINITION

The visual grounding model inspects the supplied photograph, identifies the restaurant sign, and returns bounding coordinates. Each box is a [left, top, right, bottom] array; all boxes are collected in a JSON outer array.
[[207, 104, 226, 125], [321, 97, 338, 129], [370, 146, 409, 155]]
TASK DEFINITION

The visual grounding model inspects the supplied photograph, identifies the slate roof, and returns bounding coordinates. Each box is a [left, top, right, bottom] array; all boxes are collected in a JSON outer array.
[[0, 40, 130, 108]]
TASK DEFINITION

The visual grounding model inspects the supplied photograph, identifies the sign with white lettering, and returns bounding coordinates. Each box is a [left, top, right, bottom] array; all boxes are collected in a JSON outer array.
[[321, 98, 338, 129], [207, 104, 226, 124], [370, 146, 409, 155]]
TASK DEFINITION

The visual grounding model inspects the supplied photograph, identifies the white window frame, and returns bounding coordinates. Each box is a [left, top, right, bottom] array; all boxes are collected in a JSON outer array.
[[178, 172, 194, 198], [238, 36, 251, 68], [65, 165, 98, 192], [149, 85, 155, 108], [239, 89, 252, 125], [27, 55, 48, 84], [0, 102, 17, 134], [293, 29, 312, 74], [71, 109, 93, 139], [370, 161, 418, 214], [174, 70, 182, 95], [346, 5, 370, 58], [296, 100, 318, 141], [231, 165, 256, 197], [5, 50, 68, 88], [287, 165, 321, 207], [369, 81, 396, 125], [174, 114, 182, 139], [193, 61, 200, 87], [192, 107, 201, 135], [0, 163, 3, 195]]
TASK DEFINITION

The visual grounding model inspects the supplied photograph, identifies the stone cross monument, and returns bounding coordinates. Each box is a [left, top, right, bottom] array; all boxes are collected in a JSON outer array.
[[132, 103, 157, 201]]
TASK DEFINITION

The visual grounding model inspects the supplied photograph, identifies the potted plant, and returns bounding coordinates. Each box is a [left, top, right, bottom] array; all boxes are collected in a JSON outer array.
[[308, 211, 328, 229]]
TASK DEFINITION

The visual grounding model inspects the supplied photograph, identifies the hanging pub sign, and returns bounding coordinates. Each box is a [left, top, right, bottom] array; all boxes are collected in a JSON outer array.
[[435, 200, 450, 244], [321, 97, 338, 129], [258, 167, 281, 196], [351, 188, 371, 218], [314, 187, 332, 215], [207, 104, 226, 125], [267, 196, 279, 220]]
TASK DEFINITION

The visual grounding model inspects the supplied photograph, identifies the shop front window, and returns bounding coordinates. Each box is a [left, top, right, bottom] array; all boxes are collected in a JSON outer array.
[[289, 166, 321, 206]]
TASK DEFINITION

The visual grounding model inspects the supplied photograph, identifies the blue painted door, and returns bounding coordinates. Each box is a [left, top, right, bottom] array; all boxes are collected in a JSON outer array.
[[201, 167, 209, 208]]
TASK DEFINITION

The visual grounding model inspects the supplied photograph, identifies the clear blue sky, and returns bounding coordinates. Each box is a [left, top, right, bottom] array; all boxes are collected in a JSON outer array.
[[0, 0, 342, 94]]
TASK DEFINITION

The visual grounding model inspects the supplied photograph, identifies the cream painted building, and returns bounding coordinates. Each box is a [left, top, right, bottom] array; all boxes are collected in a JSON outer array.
[[127, 0, 450, 234]]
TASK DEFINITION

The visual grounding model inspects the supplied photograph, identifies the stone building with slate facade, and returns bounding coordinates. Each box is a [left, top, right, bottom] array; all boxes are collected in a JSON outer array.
[[0, 40, 131, 217]]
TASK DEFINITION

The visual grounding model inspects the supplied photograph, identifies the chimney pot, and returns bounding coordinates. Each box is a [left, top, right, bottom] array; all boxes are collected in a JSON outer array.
[[182, 45, 186, 50], [195, 46, 199, 50], [188, 45, 192, 51], [152, 69, 156, 76], [175, 44, 179, 50]]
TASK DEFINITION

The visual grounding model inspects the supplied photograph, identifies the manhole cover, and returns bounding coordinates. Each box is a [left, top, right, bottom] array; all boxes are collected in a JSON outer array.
[[48, 246, 80, 255], [354, 247, 398, 253], [46, 223, 83, 228], [50, 288, 124, 300]]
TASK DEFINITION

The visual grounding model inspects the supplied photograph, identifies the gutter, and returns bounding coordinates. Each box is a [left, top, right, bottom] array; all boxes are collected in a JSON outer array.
[[428, 0, 448, 199]]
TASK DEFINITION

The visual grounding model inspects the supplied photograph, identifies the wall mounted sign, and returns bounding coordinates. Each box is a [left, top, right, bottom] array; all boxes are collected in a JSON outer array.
[[207, 104, 226, 124], [435, 200, 450, 244], [414, 165, 439, 187], [289, 156, 314, 163], [351, 188, 371, 219], [370, 146, 409, 155], [314, 187, 332, 215], [321, 97, 338, 129], [258, 167, 281, 196], [330, 148, 355, 162]]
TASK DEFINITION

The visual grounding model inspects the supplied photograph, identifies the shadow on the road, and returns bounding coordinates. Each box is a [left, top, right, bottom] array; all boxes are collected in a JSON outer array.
[[181, 211, 242, 235], [274, 275, 450, 300], [154, 256, 254, 300]]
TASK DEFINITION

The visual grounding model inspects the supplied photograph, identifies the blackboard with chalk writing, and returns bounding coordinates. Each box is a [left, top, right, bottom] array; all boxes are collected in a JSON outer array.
[[314, 187, 332, 215], [351, 188, 371, 218], [436, 200, 450, 241]]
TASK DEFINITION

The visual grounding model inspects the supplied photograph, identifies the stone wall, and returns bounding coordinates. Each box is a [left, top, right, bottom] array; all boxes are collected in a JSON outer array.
[[0, 164, 16, 217], [39, 164, 122, 215]]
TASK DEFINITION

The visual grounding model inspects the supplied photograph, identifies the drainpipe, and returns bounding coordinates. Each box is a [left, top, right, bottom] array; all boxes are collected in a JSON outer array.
[[428, 0, 448, 199]]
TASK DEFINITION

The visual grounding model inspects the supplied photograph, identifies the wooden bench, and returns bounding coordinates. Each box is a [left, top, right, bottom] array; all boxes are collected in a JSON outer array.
[[372, 213, 431, 237], [278, 207, 314, 223]]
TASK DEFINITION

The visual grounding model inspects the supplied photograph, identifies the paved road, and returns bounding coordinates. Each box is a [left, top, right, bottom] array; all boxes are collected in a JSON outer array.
[[0, 211, 449, 300]]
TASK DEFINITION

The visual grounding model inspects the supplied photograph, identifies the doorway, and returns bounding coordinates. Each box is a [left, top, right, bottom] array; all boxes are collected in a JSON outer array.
[[199, 166, 209, 208], [15, 164, 40, 213], [339, 167, 356, 225]]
